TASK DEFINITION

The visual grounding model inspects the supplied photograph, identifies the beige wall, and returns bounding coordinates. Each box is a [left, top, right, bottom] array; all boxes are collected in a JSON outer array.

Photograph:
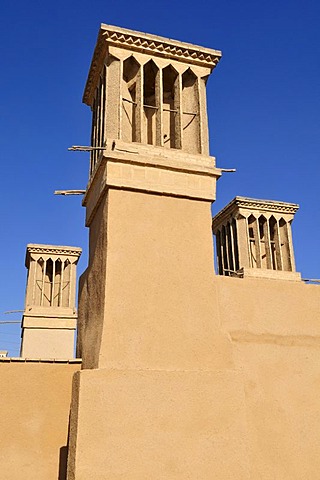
[[75, 183, 320, 479], [78, 189, 233, 371], [21, 328, 75, 359], [71, 187, 246, 479], [215, 276, 320, 479], [215, 276, 320, 337], [67, 368, 250, 480], [0, 361, 80, 480], [3, 278, 320, 480]]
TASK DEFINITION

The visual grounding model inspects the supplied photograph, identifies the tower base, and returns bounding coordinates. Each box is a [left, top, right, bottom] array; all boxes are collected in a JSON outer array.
[[67, 368, 250, 479]]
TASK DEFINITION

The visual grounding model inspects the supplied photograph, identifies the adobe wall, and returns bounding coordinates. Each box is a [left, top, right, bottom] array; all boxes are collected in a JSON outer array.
[[68, 188, 249, 479], [78, 189, 233, 371], [67, 368, 250, 480], [215, 276, 320, 479], [0, 360, 81, 480]]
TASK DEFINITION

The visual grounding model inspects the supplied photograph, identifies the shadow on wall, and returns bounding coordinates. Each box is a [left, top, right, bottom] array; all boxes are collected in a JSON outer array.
[[58, 446, 68, 480]]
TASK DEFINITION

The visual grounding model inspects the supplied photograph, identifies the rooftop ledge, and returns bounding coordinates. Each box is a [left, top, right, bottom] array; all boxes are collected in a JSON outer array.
[[0, 357, 82, 364]]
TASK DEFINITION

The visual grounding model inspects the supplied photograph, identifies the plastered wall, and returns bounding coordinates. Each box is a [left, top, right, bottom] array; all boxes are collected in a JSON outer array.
[[1, 269, 320, 480], [78, 189, 233, 371], [215, 276, 320, 479], [0, 361, 80, 480]]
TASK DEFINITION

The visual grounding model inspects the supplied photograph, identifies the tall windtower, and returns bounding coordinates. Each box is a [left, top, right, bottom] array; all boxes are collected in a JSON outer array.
[[67, 25, 249, 479]]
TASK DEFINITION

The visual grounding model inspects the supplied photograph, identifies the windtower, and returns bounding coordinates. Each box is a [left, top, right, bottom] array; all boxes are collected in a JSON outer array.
[[212, 197, 301, 281], [21, 244, 82, 358], [67, 25, 249, 480]]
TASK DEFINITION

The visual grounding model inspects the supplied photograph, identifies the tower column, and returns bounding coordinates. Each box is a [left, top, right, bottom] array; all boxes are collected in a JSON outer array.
[[68, 25, 251, 480]]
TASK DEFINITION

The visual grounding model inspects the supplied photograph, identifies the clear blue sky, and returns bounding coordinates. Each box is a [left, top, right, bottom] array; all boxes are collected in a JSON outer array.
[[1, 0, 319, 355]]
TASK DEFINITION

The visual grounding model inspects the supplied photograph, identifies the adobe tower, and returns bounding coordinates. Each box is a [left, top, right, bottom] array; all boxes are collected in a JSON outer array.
[[67, 25, 249, 479]]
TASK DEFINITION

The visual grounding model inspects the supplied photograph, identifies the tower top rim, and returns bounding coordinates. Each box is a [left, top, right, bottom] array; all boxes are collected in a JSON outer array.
[[212, 196, 299, 229], [26, 244, 82, 256], [83, 23, 222, 105]]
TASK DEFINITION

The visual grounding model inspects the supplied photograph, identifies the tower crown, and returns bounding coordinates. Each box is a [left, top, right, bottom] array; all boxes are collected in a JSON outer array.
[[83, 24, 222, 179]]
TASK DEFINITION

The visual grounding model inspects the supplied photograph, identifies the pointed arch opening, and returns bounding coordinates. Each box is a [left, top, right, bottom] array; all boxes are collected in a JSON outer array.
[[122, 56, 141, 142], [143, 60, 158, 145], [162, 65, 179, 149], [182, 68, 200, 153]]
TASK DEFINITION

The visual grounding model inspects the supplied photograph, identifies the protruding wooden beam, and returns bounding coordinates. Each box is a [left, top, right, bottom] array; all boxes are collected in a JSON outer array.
[[54, 190, 86, 196], [68, 146, 106, 151]]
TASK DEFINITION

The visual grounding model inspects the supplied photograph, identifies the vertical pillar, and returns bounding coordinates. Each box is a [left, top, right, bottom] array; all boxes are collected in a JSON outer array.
[[198, 76, 209, 155], [98, 74, 105, 148], [274, 219, 283, 271], [51, 260, 56, 306], [155, 67, 163, 146], [90, 100, 96, 176], [101, 65, 107, 147], [135, 65, 143, 143], [235, 216, 251, 269], [106, 56, 121, 139], [59, 260, 65, 307], [226, 222, 235, 272], [118, 59, 124, 140], [263, 218, 272, 269], [286, 221, 296, 271], [174, 73, 182, 149], [228, 221, 237, 271], [40, 259, 47, 306], [252, 216, 262, 268], [96, 78, 102, 151], [221, 224, 230, 274], [26, 259, 37, 307]]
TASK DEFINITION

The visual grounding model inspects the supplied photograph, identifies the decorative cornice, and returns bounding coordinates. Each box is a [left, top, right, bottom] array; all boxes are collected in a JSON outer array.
[[212, 196, 299, 229], [83, 24, 222, 105], [235, 196, 299, 212], [26, 244, 82, 257]]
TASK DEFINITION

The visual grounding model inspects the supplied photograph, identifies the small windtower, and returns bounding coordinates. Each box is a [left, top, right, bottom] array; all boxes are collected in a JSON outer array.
[[20, 244, 82, 358], [212, 197, 301, 281]]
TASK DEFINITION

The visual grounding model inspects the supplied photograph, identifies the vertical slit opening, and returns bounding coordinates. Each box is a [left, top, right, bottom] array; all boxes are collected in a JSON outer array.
[[143, 60, 158, 145], [122, 56, 140, 142], [226, 222, 234, 272], [182, 68, 200, 154], [259, 216, 267, 268], [248, 215, 257, 268], [269, 216, 278, 270], [221, 225, 229, 275], [162, 65, 178, 149], [216, 230, 223, 275], [232, 218, 240, 271]]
